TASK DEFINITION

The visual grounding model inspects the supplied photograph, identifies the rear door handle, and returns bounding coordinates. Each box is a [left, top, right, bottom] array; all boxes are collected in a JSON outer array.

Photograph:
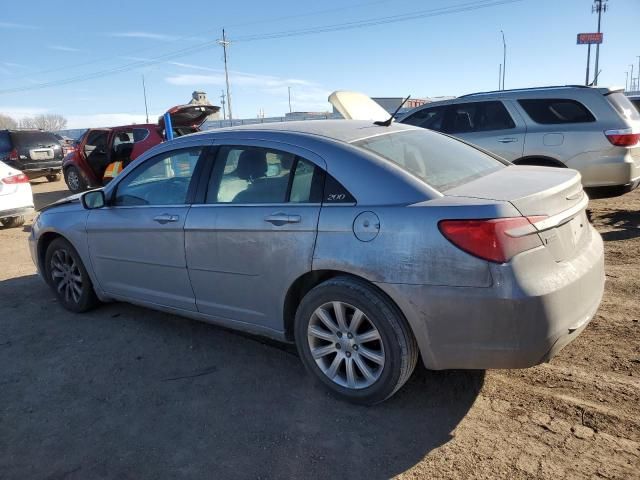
[[497, 137, 518, 143], [153, 214, 179, 224], [264, 213, 301, 226]]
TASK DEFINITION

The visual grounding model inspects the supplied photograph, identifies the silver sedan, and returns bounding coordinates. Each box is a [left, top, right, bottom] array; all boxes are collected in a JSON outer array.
[[29, 120, 605, 404]]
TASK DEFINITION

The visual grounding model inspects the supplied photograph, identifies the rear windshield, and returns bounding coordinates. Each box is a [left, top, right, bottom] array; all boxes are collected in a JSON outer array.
[[353, 129, 506, 191], [606, 92, 640, 121], [10, 131, 60, 148]]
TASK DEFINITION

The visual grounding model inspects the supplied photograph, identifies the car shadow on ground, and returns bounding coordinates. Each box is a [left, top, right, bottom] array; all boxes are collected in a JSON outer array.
[[597, 209, 640, 242], [0, 274, 484, 480]]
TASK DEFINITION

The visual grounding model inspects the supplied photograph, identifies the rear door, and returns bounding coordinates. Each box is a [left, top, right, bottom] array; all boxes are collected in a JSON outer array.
[[184, 141, 325, 331], [87, 144, 208, 310], [441, 101, 525, 161]]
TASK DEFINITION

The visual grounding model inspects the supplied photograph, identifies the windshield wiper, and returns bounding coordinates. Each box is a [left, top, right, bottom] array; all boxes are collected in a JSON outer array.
[[374, 95, 411, 127]]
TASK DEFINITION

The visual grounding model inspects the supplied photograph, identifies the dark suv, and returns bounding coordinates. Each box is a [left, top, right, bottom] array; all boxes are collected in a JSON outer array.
[[0, 129, 64, 181]]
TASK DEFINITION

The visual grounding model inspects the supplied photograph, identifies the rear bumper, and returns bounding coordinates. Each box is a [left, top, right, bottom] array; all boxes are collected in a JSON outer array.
[[376, 226, 605, 370], [585, 175, 640, 199], [0, 206, 34, 219], [4, 159, 62, 175]]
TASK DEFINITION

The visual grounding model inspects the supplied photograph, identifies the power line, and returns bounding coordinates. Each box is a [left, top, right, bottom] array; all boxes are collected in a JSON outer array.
[[0, 0, 526, 95], [233, 0, 524, 42]]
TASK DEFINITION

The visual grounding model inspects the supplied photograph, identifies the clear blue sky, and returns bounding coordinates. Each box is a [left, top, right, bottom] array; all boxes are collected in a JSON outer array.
[[1, 0, 638, 128]]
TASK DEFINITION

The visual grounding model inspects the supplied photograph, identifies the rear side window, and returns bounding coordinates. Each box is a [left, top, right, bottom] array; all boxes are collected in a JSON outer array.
[[10, 131, 60, 148], [133, 128, 150, 142], [444, 101, 515, 133], [207, 146, 324, 204], [606, 92, 640, 121], [518, 98, 595, 124], [354, 129, 505, 191]]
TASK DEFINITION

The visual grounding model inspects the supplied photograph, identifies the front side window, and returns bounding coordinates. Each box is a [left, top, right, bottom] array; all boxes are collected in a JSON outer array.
[[354, 129, 505, 191], [114, 147, 203, 206], [401, 106, 447, 131], [518, 98, 596, 124], [207, 146, 323, 204]]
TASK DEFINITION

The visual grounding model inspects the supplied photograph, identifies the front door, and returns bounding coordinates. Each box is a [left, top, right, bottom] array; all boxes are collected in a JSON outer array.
[[87, 145, 207, 311], [185, 142, 325, 331], [443, 100, 526, 161]]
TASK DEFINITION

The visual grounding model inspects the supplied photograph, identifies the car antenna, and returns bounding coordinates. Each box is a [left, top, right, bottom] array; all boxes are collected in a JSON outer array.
[[374, 95, 411, 127]]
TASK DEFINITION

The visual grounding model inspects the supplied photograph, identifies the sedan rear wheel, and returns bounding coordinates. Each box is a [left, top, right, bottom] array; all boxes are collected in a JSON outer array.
[[295, 276, 418, 405], [45, 238, 98, 312]]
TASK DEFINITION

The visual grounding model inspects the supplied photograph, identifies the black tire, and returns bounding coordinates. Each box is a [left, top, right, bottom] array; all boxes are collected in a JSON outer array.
[[294, 276, 418, 405], [45, 238, 99, 313], [0, 216, 25, 228], [46, 173, 61, 182], [64, 166, 87, 193]]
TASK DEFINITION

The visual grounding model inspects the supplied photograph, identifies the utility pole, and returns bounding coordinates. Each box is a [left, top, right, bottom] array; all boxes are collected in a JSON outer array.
[[141, 74, 149, 123], [218, 29, 233, 121], [220, 90, 226, 121], [585, 43, 591, 86], [288, 86, 292, 113], [592, 0, 607, 86], [498, 64, 502, 90], [500, 30, 506, 90]]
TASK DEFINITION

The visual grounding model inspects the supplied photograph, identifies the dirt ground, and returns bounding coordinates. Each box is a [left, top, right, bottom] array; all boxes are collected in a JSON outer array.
[[1, 179, 638, 479]]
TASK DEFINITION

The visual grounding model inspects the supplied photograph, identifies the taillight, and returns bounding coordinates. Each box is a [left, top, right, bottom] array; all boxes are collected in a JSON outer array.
[[2, 173, 29, 184], [605, 128, 640, 147], [438, 216, 546, 264], [8, 148, 19, 161]]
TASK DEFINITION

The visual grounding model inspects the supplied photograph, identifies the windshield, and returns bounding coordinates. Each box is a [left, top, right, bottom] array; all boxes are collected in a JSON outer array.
[[353, 129, 506, 191], [10, 131, 60, 148]]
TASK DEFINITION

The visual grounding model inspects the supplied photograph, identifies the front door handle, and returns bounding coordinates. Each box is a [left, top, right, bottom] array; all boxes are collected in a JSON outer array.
[[497, 137, 518, 143], [264, 213, 301, 226], [153, 214, 179, 224]]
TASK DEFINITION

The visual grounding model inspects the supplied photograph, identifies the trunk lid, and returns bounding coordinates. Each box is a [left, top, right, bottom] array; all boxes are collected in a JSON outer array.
[[10, 130, 64, 164], [328, 90, 389, 121], [446, 165, 590, 262], [158, 104, 220, 131]]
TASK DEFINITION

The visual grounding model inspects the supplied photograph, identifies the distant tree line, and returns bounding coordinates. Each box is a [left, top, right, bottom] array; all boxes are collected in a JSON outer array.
[[0, 113, 68, 131]]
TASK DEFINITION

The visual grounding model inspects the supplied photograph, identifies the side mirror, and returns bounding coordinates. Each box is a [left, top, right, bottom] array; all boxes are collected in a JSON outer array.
[[81, 190, 106, 210]]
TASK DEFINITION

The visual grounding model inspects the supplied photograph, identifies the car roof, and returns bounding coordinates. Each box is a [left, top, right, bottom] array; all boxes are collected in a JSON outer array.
[[195, 119, 420, 144]]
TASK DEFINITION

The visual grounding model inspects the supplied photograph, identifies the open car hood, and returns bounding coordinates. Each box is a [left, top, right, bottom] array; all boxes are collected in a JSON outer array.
[[158, 104, 220, 130], [328, 91, 389, 122]]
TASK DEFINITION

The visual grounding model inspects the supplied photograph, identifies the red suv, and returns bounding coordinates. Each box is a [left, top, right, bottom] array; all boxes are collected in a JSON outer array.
[[62, 104, 218, 192]]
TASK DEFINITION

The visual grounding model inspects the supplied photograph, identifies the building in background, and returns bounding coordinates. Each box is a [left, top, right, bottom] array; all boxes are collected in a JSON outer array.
[[188, 91, 221, 120]]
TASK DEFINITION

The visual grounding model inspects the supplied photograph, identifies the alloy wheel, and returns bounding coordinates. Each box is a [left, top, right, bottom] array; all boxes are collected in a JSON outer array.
[[307, 301, 385, 389], [67, 169, 80, 191], [49, 248, 83, 304]]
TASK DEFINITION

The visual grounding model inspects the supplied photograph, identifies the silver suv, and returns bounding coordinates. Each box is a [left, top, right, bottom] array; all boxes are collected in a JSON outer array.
[[399, 86, 640, 197]]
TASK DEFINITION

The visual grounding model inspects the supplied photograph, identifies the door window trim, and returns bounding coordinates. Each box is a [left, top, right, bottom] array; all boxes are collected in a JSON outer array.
[[107, 145, 211, 207]]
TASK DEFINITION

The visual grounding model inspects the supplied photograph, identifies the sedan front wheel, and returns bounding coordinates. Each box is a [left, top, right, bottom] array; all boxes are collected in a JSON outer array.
[[45, 238, 98, 313], [295, 276, 418, 405]]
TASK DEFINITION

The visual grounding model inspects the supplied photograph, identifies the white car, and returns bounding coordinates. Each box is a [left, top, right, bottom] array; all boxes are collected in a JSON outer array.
[[0, 160, 34, 228]]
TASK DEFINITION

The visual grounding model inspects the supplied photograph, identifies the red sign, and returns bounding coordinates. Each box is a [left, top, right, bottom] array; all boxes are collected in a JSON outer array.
[[577, 33, 603, 44]]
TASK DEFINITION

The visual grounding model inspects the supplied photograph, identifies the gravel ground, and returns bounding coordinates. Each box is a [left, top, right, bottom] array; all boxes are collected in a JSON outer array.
[[0, 178, 638, 479]]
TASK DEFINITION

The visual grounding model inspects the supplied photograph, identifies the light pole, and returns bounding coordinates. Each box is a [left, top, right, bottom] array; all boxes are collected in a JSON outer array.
[[288, 86, 292, 113], [592, 0, 607, 86], [625, 71, 629, 91], [631, 64, 635, 92], [500, 30, 506, 90], [498, 64, 502, 90]]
